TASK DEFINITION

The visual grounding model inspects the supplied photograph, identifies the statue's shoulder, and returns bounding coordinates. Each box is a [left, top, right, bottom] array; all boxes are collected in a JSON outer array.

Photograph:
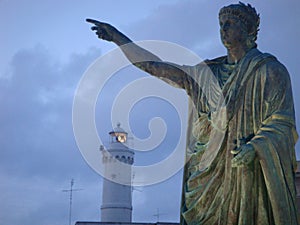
[[204, 56, 227, 66], [249, 49, 279, 67], [194, 56, 226, 71], [254, 50, 290, 84], [254, 50, 286, 72]]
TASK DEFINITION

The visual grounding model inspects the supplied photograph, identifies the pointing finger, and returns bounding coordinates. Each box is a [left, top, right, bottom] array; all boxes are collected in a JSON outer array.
[[86, 18, 102, 25]]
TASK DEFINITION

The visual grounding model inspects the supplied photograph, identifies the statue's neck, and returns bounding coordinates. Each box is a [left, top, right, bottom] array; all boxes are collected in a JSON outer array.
[[226, 45, 251, 64]]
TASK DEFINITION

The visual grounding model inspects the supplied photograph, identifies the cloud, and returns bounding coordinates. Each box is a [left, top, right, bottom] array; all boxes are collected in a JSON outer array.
[[0, 44, 103, 224]]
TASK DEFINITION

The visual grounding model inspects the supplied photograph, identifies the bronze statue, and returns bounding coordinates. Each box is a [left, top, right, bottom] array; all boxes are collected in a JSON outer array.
[[87, 2, 298, 225]]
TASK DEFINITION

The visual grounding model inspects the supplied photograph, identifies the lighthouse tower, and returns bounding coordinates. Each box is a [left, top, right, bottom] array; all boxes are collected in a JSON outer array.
[[100, 123, 134, 222]]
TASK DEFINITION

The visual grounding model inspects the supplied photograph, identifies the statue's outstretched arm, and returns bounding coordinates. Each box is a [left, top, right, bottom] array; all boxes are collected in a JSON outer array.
[[86, 19, 187, 81]]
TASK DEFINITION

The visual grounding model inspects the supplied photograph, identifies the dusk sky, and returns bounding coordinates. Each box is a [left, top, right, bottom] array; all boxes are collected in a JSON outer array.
[[1, 0, 300, 225]]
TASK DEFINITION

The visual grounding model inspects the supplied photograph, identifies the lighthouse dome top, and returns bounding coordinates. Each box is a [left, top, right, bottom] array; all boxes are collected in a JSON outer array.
[[109, 123, 128, 135], [109, 123, 128, 143]]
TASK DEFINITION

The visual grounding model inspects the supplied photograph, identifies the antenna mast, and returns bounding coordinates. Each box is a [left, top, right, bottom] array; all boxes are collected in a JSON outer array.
[[62, 179, 83, 225]]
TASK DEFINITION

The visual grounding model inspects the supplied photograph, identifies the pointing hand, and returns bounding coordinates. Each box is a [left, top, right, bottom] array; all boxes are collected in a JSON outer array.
[[86, 18, 117, 42]]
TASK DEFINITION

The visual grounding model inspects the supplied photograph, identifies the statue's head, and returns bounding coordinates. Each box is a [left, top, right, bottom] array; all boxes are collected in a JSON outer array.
[[219, 2, 260, 49]]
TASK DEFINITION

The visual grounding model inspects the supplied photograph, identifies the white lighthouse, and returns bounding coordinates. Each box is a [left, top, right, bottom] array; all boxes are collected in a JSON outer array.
[[100, 123, 134, 222]]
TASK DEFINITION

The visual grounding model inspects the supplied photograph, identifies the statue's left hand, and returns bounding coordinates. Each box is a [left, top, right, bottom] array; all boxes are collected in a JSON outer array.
[[231, 144, 255, 167]]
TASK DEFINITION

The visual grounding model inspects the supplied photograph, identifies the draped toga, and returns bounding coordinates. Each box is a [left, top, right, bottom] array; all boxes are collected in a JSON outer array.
[[157, 48, 298, 225]]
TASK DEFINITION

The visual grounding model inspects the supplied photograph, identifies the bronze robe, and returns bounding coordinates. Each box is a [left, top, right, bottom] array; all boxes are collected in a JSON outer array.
[[158, 48, 298, 225]]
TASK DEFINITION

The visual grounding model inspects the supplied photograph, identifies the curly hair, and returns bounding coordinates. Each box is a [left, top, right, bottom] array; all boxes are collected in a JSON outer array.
[[219, 2, 260, 48]]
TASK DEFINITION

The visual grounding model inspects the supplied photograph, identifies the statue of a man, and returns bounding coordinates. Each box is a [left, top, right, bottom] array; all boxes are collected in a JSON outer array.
[[87, 2, 298, 225]]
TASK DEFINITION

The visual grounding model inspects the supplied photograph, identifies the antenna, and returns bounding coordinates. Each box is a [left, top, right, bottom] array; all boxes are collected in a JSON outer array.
[[62, 179, 83, 225]]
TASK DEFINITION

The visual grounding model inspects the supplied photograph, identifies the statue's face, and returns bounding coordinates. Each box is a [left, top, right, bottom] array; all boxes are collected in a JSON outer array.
[[219, 14, 248, 48]]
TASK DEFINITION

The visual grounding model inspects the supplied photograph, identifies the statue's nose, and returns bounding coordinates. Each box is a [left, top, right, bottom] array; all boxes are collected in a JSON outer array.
[[221, 23, 229, 31]]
